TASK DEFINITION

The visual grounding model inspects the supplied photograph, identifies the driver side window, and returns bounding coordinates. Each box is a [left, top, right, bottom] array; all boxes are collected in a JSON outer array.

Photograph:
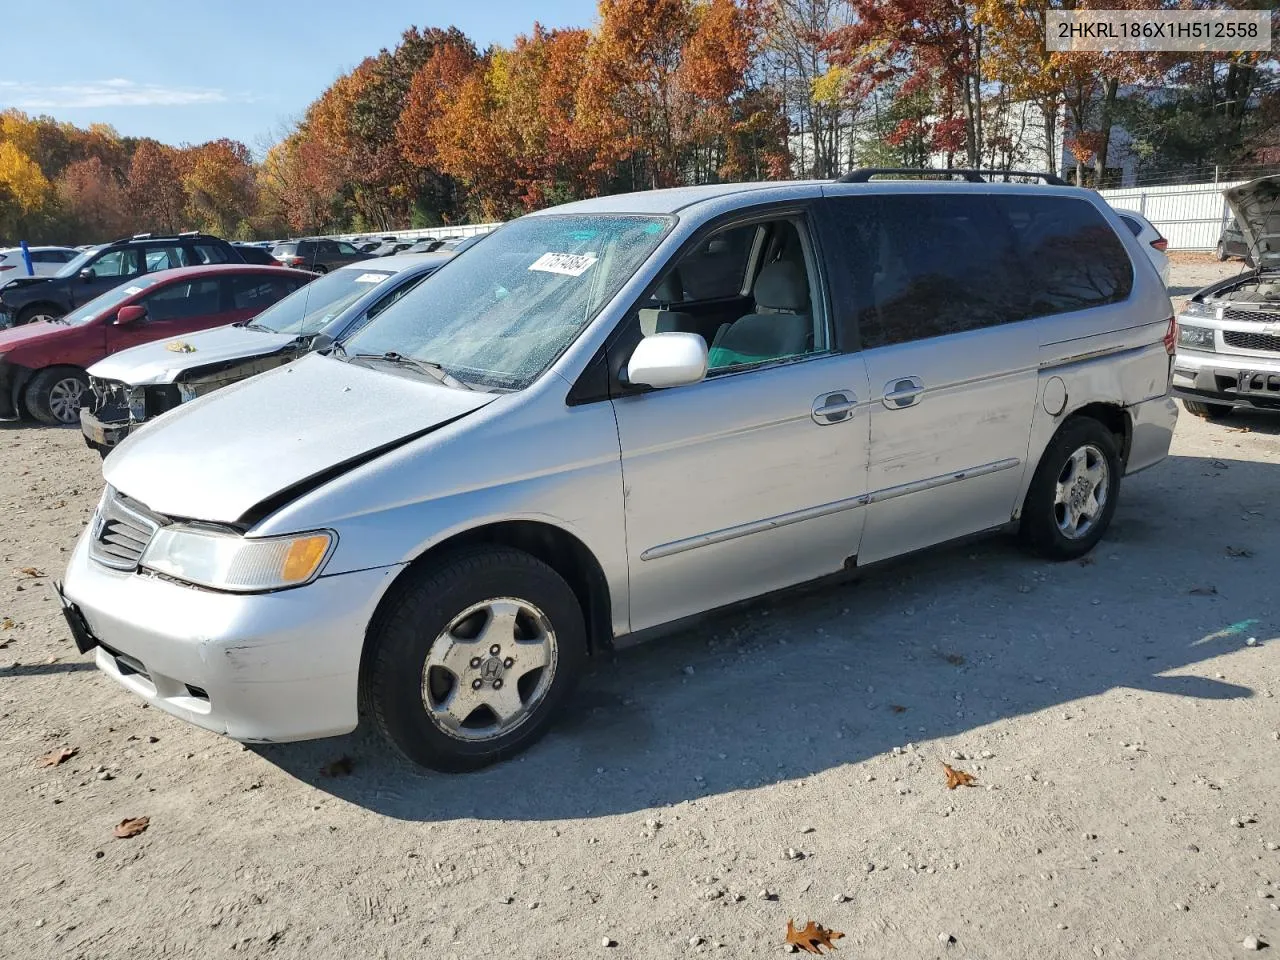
[[635, 216, 828, 375], [88, 249, 141, 279]]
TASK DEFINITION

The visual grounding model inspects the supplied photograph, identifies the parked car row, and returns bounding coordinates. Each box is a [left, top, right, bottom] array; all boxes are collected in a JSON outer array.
[[52, 171, 1182, 775]]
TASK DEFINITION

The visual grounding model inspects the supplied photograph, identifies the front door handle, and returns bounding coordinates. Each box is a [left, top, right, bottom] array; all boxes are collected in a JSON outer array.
[[882, 377, 924, 409], [812, 391, 857, 424]]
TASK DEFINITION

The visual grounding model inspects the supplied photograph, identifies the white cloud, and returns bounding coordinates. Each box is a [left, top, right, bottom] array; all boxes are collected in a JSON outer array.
[[0, 79, 243, 109]]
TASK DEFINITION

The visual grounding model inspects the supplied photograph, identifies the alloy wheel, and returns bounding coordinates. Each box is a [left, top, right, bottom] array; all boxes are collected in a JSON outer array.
[[47, 377, 87, 424], [1053, 443, 1109, 540]]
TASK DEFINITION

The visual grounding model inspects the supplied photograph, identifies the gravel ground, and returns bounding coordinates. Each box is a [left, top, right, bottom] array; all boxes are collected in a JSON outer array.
[[1167, 253, 1247, 304], [2, 261, 1278, 960]]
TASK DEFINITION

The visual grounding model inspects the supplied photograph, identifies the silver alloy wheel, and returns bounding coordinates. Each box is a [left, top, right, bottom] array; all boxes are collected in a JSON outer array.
[[48, 377, 86, 424], [422, 597, 558, 742], [1053, 443, 1109, 539], [28, 313, 57, 325]]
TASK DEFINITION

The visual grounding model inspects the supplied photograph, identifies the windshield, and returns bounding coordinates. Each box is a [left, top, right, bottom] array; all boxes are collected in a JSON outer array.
[[54, 246, 105, 279], [341, 214, 671, 390], [60, 276, 160, 326], [248, 267, 393, 335]]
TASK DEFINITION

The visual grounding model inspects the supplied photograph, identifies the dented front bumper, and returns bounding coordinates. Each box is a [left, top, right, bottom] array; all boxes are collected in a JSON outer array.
[[61, 522, 402, 742]]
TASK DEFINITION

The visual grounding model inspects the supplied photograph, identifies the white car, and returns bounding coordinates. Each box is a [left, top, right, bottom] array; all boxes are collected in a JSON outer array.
[[0, 246, 79, 280], [1113, 210, 1170, 287]]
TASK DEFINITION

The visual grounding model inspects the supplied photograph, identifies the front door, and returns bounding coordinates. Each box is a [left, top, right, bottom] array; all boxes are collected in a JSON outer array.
[[610, 211, 870, 632], [823, 190, 1038, 566], [73, 248, 143, 308], [104, 277, 226, 354]]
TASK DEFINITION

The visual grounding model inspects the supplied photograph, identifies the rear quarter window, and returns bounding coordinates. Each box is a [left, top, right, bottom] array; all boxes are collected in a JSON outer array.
[[994, 195, 1133, 317]]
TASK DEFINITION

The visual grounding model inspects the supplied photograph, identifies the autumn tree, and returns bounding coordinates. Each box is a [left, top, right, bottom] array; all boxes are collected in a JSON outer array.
[[55, 157, 130, 241], [126, 140, 187, 234], [0, 139, 51, 239], [181, 139, 257, 238]]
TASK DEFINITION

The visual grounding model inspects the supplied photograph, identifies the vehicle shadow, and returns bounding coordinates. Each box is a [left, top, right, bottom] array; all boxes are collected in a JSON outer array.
[[0, 660, 97, 677], [1204, 408, 1280, 437], [255, 451, 1273, 822]]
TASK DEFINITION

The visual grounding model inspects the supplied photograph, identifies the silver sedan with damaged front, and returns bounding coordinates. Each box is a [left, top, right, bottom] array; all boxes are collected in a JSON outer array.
[[60, 175, 1178, 772]]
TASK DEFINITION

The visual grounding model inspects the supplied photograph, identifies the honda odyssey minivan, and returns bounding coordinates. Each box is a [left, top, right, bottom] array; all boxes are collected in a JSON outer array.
[[59, 172, 1178, 772]]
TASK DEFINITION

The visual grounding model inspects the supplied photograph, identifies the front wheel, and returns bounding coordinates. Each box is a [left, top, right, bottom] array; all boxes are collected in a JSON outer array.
[[1020, 417, 1122, 560], [17, 304, 63, 326], [24, 367, 89, 425], [1182, 399, 1233, 420], [364, 546, 587, 772]]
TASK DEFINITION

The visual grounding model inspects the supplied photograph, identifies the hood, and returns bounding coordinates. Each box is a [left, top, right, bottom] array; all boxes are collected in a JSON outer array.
[[0, 320, 68, 353], [88, 324, 300, 385], [103, 352, 495, 524], [1225, 176, 1280, 271], [0, 275, 53, 294]]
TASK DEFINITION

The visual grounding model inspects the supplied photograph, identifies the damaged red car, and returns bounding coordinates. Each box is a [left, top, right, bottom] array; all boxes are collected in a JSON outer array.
[[0, 264, 312, 425]]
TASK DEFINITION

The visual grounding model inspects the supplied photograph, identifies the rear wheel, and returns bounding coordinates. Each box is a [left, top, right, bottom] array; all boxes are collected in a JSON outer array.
[[17, 304, 63, 326], [1020, 417, 1122, 560], [363, 546, 587, 772], [1182, 399, 1233, 420], [1216, 241, 1228, 261], [311, 264, 327, 274], [24, 367, 89, 425]]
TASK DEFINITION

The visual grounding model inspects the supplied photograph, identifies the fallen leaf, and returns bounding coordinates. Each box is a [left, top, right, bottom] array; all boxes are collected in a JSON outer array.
[[1225, 546, 1253, 558], [1210, 460, 1229, 470], [320, 756, 354, 777], [941, 653, 965, 666], [785, 919, 845, 955], [943, 763, 977, 790], [889, 704, 908, 714], [1189, 585, 1218, 596], [1078, 555, 1096, 566], [15, 567, 44, 578], [113, 816, 150, 839], [39, 746, 77, 767], [1, 617, 13, 630]]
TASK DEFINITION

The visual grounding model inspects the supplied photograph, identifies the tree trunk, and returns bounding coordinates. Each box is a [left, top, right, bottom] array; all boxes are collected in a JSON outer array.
[[1093, 76, 1119, 188], [1043, 101, 1057, 174]]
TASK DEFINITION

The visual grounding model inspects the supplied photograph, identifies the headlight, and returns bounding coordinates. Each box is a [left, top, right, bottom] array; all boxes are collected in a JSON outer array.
[[1178, 300, 1215, 320], [140, 526, 335, 592], [1177, 324, 1215, 351]]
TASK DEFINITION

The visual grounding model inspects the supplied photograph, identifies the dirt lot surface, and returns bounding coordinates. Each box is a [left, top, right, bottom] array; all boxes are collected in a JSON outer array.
[[1167, 253, 1248, 304], [2, 263, 1278, 960]]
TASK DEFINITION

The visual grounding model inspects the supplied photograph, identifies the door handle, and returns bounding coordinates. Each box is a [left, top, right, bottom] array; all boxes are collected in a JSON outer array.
[[882, 377, 924, 409], [812, 391, 857, 424]]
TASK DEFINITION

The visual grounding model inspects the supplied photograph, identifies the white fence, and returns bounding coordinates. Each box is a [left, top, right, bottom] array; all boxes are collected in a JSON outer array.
[[322, 222, 502, 243], [1098, 180, 1241, 252]]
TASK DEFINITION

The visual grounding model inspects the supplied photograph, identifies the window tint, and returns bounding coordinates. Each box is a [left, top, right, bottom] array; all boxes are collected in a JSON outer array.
[[670, 224, 754, 301], [829, 194, 1028, 349], [995, 195, 1133, 316], [193, 243, 230, 265], [1118, 215, 1143, 238], [87, 248, 142, 279], [144, 245, 191, 272], [227, 275, 298, 311], [139, 278, 222, 321]]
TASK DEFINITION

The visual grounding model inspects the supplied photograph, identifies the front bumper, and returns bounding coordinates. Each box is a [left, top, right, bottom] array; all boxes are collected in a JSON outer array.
[[1172, 347, 1280, 410], [61, 525, 404, 742], [80, 408, 134, 450]]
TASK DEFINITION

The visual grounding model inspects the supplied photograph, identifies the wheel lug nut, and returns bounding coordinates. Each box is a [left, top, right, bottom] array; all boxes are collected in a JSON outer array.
[[469, 657, 482, 668], [503, 657, 514, 668], [492, 679, 503, 690], [471, 678, 482, 690], [489, 644, 501, 656]]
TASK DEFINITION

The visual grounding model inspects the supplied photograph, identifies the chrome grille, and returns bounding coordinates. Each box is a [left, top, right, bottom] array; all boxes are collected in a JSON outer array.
[[1223, 329, 1280, 354], [88, 488, 164, 571], [1221, 307, 1280, 324]]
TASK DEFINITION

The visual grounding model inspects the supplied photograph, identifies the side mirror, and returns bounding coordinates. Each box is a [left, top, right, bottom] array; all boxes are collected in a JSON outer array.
[[79, 268, 94, 282], [309, 333, 335, 353], [625, 332, 708, 389], [114, 305, 147, 326]]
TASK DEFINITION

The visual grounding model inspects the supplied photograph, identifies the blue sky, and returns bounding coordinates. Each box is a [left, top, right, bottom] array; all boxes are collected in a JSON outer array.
[[2, 1, 600, 152]]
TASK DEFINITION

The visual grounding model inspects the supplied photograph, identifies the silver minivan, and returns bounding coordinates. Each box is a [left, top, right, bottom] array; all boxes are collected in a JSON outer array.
[[59, 173, 1178, 771]]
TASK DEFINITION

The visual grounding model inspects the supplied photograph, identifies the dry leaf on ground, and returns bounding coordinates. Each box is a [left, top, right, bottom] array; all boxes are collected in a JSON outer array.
[[1225, 546, 1253, 558], [785, 919, 844, 955], [320, 756, 354, 777], [39, 746, 77, 767], [1189, 585, 1219, 596], [1, 617, 14, 630], [1078, 555, 1097, 566], [889, 704, 908, 714], [943, 763, 977, 790], [941, 652, 965, 666], [15, 567, 44, 578], [113, 816, 150, 839]]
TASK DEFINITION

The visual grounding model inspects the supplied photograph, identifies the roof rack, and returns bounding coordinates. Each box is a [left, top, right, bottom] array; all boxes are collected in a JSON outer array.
[[836, 167, 1068, 186]]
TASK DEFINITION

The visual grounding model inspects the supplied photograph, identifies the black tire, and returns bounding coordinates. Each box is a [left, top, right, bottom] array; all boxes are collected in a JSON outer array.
[[311, 264, 328, 274], [363, 546, 587, 772], [17, 303, 64, 326], [1182, 399, 1233, 420], [24, 367, 89, 426], [1216, 242, 1228, 261], [1020, 417, 1122, 560]]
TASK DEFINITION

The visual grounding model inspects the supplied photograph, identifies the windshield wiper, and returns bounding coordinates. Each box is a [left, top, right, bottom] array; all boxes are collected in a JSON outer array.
[[347, 350, 473, 390]]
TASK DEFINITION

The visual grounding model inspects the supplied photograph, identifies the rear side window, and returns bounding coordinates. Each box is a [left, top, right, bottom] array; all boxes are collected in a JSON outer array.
[[144, 245, 192, 272], [1117, 215, 1143, 237], [994, 196, 1133, 317], [827, 194, 1028, 349], [140, 278, 223, 320], [227, 275, 300, 310], [193, 243, 231, 265]]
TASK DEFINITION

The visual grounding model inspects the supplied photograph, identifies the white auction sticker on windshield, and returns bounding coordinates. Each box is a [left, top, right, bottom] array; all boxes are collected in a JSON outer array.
[[529, 252, 598, 277], [354, 273, 390, 283], [123, 286, 143, 295]]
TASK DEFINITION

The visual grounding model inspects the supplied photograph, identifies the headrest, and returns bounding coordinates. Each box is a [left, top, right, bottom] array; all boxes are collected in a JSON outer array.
[[754, 261, 808, 312], [652, 269, 684, 304]]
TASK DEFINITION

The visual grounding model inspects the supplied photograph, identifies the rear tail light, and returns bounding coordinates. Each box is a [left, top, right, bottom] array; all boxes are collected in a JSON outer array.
[[1151, 238, 1168, 252], [1163, 316, 1177, 355]]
